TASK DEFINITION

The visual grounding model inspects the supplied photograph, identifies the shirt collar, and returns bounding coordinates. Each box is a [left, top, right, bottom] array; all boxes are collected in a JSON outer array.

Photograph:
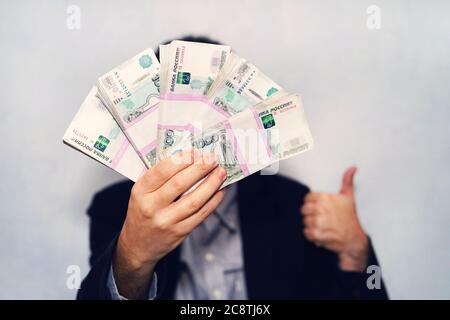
[[202, 184, 238, 234]]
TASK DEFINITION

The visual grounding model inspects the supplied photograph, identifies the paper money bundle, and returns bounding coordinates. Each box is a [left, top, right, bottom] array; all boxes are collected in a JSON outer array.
[[63, 41, 314, 187]]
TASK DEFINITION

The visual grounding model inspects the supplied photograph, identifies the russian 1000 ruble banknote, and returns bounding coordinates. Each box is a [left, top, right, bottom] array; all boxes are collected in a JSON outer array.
[[159, 93, 313, 188], [97, 48, 160, 168], [63, 42, 314, 185], [207, 52, 285, 116], [157, 41, 232, 156], [63, 86, 146, 181]]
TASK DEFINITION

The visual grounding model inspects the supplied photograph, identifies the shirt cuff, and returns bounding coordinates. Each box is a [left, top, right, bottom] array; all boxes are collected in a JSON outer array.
[[107, 264, 158, 300]]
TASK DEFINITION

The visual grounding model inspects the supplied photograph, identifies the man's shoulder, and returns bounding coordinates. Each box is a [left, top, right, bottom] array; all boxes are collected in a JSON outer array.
[[93, 174, 308, 198], [243, 172, 310, 196], [87, 180, 134, 217], [94, 180, 134, 200]]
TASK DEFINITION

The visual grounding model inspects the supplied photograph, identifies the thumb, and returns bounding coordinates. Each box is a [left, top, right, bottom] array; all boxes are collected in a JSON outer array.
[[340, 166, 357, 196]]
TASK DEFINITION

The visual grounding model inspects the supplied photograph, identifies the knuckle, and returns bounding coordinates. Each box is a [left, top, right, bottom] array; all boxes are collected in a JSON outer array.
[[315, 216, 324, 228], [167, 225, 180, 237], [198, 162, 212, 172], [172, 225, 187, 237], [201, 200, 213, 213], [130, 186, 141, 201], [330, 194, 347, 202], [179, 225, 192, 237], [196, 205, 211, 221], [309, 217, 318, 228], [318, 193, 328, 201], [153, 216, 168, 231], [187, 198, 202, 212], [306, 192, 317, 200], [309, 228, 319, 239], [141, 204, 154, 218], [318, 191, 326, 198], [170, 178, 185, 193], [150, 166, 165, 182], [304, 228, 313, 240], [306, 204, 316, 214]]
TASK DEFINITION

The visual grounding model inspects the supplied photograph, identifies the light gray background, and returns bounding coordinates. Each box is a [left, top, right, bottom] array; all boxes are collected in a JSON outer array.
[[1, 0, 449, 299]]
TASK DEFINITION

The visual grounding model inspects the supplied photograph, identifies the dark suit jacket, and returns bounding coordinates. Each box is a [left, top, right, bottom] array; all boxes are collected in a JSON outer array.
[[77, 173, 388, 299]]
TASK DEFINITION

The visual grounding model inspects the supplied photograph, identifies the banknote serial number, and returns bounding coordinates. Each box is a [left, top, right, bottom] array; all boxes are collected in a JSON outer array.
[[180, 304, 270, 318]]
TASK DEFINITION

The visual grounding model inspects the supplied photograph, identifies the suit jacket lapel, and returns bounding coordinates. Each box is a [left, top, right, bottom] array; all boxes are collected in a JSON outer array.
[[237, 173, 309, 299], [238, 173, 280, 299]]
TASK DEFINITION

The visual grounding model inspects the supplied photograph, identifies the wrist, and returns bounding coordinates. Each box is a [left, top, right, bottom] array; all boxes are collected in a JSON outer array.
[[116, 230, 158, 272], [113, 233, 157, 300], [338, 232, 369, 272]]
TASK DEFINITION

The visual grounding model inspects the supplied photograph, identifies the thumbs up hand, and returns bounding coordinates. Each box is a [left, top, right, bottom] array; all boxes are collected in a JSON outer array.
[[300, 166, 369, 272]]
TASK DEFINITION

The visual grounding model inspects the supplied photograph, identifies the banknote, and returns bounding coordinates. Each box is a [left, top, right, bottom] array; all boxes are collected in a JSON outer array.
[[207, 52, 285, 117], [164, 40, 231, 96], [157, 41, 232, 156], [158, 44, 170, 94], [97, 48, 160, 167], [63, 41, 314, 188], [156, 125, 194, 157], [63, 86, 146, 182], [247, 93, 314, 161], [159, 93, 314, 188], [193, 122, 246, 185]]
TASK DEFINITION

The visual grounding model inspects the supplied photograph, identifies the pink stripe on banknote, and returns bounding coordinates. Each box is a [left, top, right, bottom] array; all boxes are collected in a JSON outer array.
[[157, 124, 193, 131], [160, 93, 206, 101], [124, 102, 159, 130], [161, 93, 229, 121], [157, 124, 201, 137], [139, 140, 157, 158], [206, 100, 230, 119], [111, 139, 130, 169], [223, 120, 250, 176], [187, 123, 203, 135]]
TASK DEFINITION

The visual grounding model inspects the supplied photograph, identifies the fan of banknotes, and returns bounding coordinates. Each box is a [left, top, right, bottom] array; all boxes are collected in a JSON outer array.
[[63, 40, 314, 188]]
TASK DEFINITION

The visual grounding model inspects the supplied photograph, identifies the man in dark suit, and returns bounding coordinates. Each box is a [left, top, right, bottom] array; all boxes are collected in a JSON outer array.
[[77, 149, 388, 300], [77, 36, 387, 300]]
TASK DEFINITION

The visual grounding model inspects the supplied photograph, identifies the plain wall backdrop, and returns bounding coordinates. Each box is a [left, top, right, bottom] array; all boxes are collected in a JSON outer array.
[[0, 0, 449, 299]]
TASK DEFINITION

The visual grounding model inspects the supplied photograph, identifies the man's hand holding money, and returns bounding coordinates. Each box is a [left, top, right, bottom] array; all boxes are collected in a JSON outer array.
[[113, 150, 227, 299]]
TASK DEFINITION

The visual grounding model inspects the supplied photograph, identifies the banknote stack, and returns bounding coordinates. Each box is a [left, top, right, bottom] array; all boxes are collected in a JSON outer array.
[[63, 41, 314, 188]]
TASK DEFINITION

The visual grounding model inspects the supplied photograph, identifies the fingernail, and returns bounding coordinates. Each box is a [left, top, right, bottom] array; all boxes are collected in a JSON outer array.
[[218, 167, 227, 180]]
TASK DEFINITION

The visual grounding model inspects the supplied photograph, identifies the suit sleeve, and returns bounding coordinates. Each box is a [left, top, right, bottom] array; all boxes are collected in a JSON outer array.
[[76, 236, 117, 300], [76, 185, 170, 300], [303, 235, 389, 299], [76, 190, 125, 300], [333, 238, 389, 299]]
